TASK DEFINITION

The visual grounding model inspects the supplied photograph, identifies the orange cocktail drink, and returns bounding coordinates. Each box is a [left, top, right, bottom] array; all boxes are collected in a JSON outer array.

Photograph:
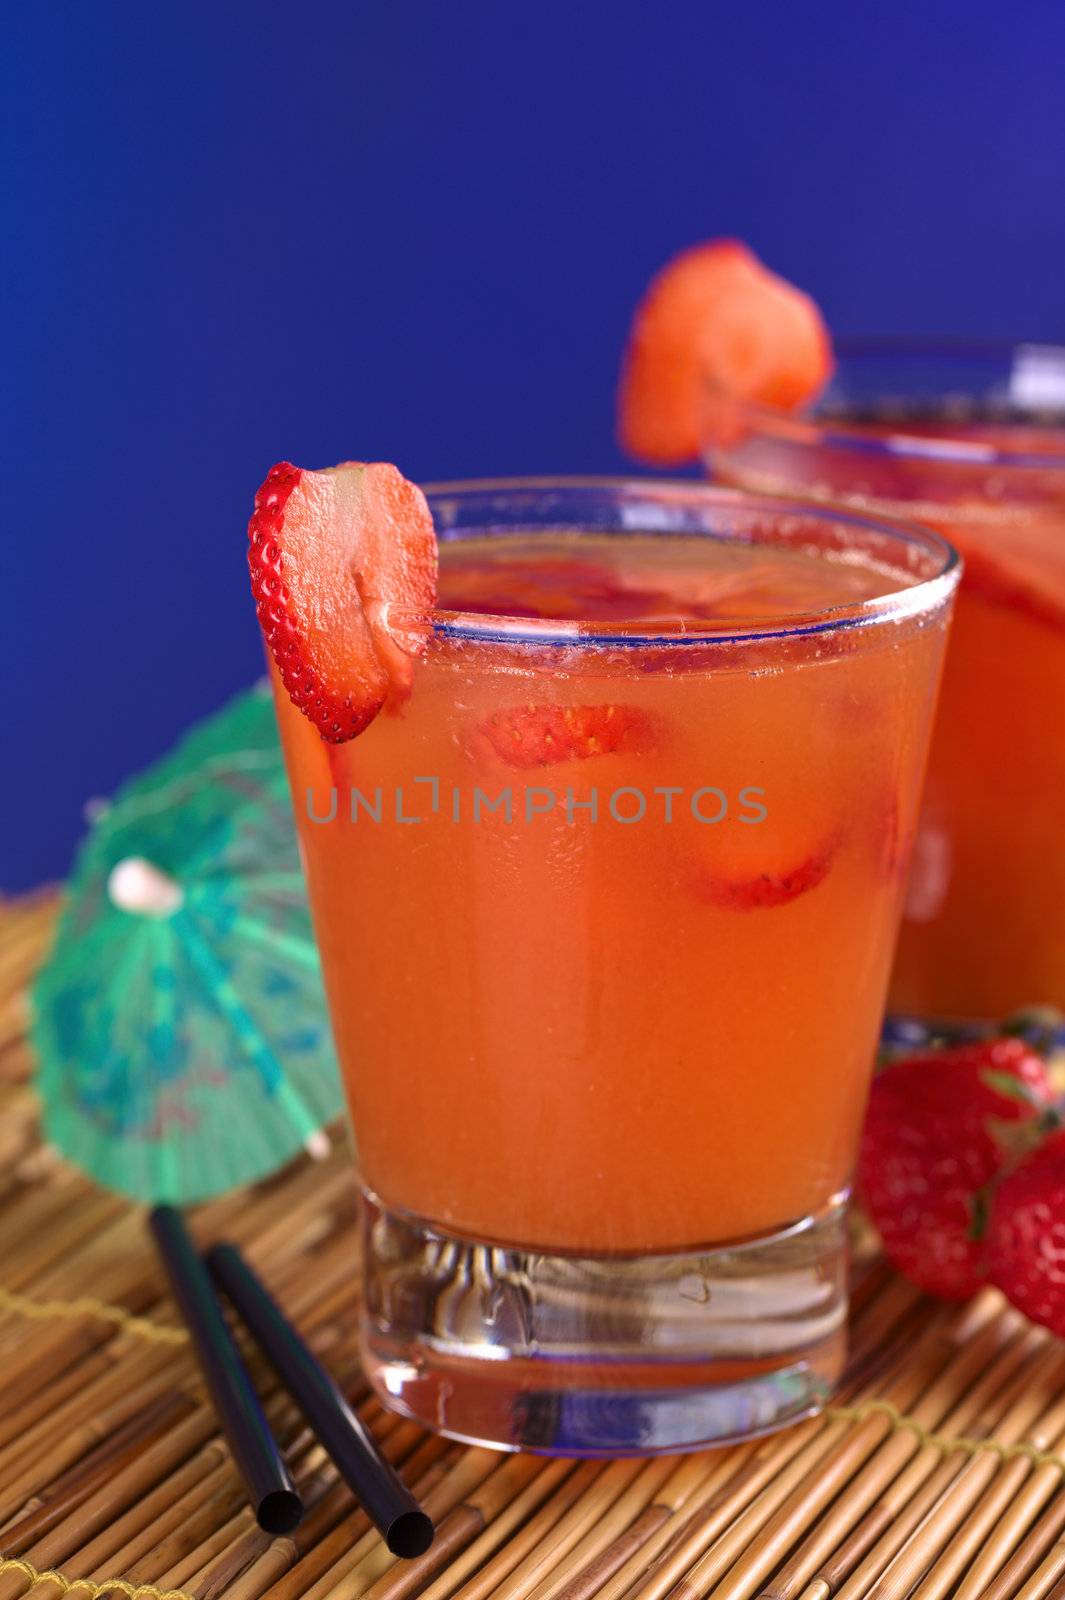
[[708, 344, 1065, 1022], [265, 479, 957, 1455]]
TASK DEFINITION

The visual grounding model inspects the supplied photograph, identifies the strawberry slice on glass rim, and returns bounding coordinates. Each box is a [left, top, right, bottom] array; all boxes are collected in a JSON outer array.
[[248, 461, 438, 743], [618, 238, 833, 465]]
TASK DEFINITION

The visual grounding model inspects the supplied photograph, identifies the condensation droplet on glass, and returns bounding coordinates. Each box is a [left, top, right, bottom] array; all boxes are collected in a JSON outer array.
[[679, 1273, 711, 1304]]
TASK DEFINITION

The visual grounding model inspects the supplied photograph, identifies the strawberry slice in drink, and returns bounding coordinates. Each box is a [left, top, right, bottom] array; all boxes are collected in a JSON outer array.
[[469, 704, 656, 770], [691, 829, 840, 912], [440, 554, 635, 621], [248, 461, 437, 742], [618, 239, 832, 465]]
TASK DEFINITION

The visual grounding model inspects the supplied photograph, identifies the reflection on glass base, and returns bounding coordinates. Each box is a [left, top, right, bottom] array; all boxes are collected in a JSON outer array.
[[359, 1191, 848, 1457]]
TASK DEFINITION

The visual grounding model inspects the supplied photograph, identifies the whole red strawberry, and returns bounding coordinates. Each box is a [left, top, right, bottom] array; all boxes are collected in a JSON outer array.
[[986, 1130, 1065, 1334], [857, 1038, 1051, 1300]]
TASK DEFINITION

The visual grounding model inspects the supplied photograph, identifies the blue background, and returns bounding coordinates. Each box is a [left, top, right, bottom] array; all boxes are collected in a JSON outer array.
[[9, 1, 1065, 890]]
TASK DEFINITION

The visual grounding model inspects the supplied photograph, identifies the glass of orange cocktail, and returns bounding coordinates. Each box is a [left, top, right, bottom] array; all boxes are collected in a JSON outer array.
[[266, 478, 957, 1455], [707, 343, 1065, 1024]]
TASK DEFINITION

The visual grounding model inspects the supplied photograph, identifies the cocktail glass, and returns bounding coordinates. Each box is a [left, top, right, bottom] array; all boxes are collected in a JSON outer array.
[[268, 478, 958, 1454], [706, 343, 1065, 1023]]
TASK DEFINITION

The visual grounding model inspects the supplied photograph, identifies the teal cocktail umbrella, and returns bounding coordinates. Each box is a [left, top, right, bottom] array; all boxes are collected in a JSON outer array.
[[32, 684, 344, 1203]]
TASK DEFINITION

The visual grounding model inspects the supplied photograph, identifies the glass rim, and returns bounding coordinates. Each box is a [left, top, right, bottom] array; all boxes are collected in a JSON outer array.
[[705, 337, 1065, 471], [414, 476, 960, 649]]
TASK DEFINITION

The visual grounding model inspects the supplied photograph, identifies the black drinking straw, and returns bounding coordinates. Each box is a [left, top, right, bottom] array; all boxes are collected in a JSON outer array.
[[148, 1206, 302, 1535], [206, 1241, 434, 1558]]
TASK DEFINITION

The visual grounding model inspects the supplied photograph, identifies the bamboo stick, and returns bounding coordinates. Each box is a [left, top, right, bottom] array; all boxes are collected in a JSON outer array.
[[607, 1439, 808, 1600], [0, 1345, 116, 1452], [147, 1475, 297, 1600], [0, 1411, 218, 1600], [0, 1355, 201, 1510], [1012, 1532, 1065, 1600], [417, 1458, 578, 1600], [613, 1312, 952, 1600], [0, 901, 58, 993], [0, 904, 53, 955], [978, 1490, 1065, 1600], [839, 1345, 1065, 1600], [187, 1162, 357, 1265], [447, 1461, 606, 1600], [184, 1521, 274, 1599], [0, 1340, 194, 1490], [844, 1276, 925, 1371], [907, 1385, 1065, 1600], [955, 1476, 1065, 1600], [0, 1190, 126, 1295], [89, 1454, 239, 1583], [0, 1166, 88, 1263], [0, 1393, 195, 1552], [524, 1457, 682, 1600], [549, 1504, 674, 1600], [475, 1458, 657, 1600], [823, 1322, 1052, 1600], [573, 1450, 763, 1600], [653, 1355, 948, 1600], [0, 1004, 36, 1064], [755, 1301, 1029, 1600], [0, 1248, 184, 1399], [0, 1093, 39, 1174]]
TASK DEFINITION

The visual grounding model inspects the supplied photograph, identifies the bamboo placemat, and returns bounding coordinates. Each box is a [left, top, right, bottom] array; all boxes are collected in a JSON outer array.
[[3, 892, 1065, 1600]]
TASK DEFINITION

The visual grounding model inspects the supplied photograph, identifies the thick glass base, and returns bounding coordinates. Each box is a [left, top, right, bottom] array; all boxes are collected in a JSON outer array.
[[359, 1191, 848, 1456]]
